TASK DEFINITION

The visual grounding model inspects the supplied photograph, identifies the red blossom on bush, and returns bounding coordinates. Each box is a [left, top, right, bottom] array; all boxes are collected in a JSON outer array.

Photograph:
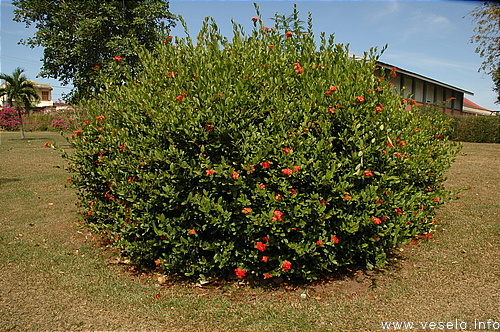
[[255, 242, 267, 251], [363, 170, 374, 177], [394, 208, 403, 214], [188, 229, 196, 235], [205, 124, 213, 131], [293, 165, 301, 172], [231, 171, 240, 179], [242, 207, 252, 214], [433, 197, 440, 202], [259, 183, 266, 189], [316, 240, 324, 245], [282, 260, 292, 271], [372, 216, 382, 225], [260, 161, 271, 169], [282, 147, 291, 154], [375, 105, 383, 113], [331, 235, 340, 244], [234, 268, 247, 278], [264, 273, 271, 278], [96, 115, 105, 122], [114, 56, 122, 61], [285, 31, 293, 37], [251, 17, 259, 22], [261, 256, 269, 263], [205, 169, 215, 175], [282, 168, 293, 176], [272, 210, 284, 221], [355, 96, 365, 103], [289, 189, 297, 194]]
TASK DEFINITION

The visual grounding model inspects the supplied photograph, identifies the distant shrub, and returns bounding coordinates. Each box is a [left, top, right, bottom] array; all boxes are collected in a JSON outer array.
[[450, 115, 500, 143], [64, 7, 461, 282], [0, 107, 23, 130]]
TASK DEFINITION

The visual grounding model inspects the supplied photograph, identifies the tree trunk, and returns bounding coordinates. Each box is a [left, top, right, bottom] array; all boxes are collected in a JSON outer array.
[[17, 109, 26, 140]]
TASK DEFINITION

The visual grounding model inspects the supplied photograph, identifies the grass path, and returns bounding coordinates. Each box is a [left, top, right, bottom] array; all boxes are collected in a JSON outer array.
[[0, 132, 498, 331]]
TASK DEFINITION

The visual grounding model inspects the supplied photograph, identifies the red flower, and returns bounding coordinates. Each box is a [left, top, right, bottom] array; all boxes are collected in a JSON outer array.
[[231, 171, 240, 179], [155, 259, 161, 266], [91, 65, 100, 70], [372, 216, 382, 224], [260, 161, 271, 169], [425, 233, 432, 239], [328, 107, 335, 113], [293, 166, 301, 172], [386, 141, 395, 148], [331, 235, 340, 244], [272, 210, 284, 221], [285, 31, 293, 37], [394, 208, 403, 214], [343, 195, 351, 201], [316, 240, 324, 245], [188, 229, 196, 235], [289, 189, 297, 194], [256, 242, 267, 252], [376, 198, 384, 204], [268, 45, 275, 50], [275, 193, 283, 200], [355, 96, 365, 103], [114, 56, 122, 61], [235, 268, 247, 278], [205, 124, 213, 131], [242, 207, 252, 214], [205, 169, 215, 175], [175, 95, 185, 102], [282, 147, 291, 155], [259, 184, 266, 189], [96, 115, 105, 122], [44, 142, 52, 148], [375, 105, 383, 113], [119, 144, 126, 151], [282, 168, 293, 176], [251, 17, 259, 22], [264, 273, 271, 279], [282, 260, 292, 271], [433, 197, 440, 202], [261, 256, 269, 263], [363, 170, 374, 177]]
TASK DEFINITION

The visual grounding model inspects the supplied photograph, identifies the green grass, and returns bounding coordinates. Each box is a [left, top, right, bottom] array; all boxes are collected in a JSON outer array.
[[1, 131, 498, 331]]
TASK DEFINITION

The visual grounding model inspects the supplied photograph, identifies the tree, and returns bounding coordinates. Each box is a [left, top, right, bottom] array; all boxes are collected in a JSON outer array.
[[13, 0, 176, 102], [0, 67, 40, 139], [468, 1, 500, 104]]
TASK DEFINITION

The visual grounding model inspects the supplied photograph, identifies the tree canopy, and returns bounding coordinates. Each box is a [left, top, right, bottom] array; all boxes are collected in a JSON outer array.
[[468, 1, 500, 104], [13, 0, 176, 102], [0, 67, 40, 139]]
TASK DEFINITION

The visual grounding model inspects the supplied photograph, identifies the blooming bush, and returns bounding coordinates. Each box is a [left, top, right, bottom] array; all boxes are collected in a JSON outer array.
[[65, 7, 461, 281], [0, 107, 23, 130]]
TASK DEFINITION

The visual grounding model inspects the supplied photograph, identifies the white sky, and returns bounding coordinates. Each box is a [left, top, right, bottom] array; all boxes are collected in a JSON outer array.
[[1, 0, 498, 111]]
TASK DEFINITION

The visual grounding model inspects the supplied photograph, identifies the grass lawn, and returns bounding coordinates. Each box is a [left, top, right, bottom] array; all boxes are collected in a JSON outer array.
[[1, 131, 498, 331]]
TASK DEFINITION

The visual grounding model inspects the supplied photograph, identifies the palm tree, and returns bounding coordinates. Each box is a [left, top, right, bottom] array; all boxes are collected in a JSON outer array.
[[0, 67, 40, 139]]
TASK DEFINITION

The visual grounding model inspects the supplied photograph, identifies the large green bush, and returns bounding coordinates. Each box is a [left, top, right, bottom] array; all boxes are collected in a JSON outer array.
[[450, 115, 500, 143], [64, 7, 461, 281]]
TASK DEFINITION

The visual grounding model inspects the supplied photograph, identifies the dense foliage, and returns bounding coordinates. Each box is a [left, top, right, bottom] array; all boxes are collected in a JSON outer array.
[[451, 114, 500, 143], [64, 8, 461, 281], [13, 0, 176, 102], [468, 1, 500, 104]]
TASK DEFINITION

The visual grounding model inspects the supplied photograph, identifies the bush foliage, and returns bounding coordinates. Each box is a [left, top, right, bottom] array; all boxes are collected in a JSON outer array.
[[450, 115, 500, 143], [64, 7, 461, 281]]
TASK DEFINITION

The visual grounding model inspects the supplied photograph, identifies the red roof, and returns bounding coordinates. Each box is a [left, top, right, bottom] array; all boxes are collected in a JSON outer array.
[[463, 97, 491, 111]]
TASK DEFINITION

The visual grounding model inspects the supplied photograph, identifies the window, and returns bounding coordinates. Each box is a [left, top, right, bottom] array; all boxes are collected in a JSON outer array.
[[41, 91, 50, 101]]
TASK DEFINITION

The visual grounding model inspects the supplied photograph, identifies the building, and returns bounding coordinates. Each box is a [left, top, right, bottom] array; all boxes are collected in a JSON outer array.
[[0, 79, 53, 110], [462, 97, 496, 116], [375, 60, 476, 115]]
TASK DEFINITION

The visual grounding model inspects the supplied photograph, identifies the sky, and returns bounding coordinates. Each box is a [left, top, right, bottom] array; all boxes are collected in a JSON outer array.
[[1, 0, 498, 111]]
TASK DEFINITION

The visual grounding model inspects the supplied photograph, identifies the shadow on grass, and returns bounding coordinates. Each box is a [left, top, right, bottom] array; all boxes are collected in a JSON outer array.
[[0, 177, 22, 185]]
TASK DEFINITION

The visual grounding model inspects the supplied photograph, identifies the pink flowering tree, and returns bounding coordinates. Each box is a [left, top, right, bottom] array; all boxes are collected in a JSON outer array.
[[64, 5, 460, 282]]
